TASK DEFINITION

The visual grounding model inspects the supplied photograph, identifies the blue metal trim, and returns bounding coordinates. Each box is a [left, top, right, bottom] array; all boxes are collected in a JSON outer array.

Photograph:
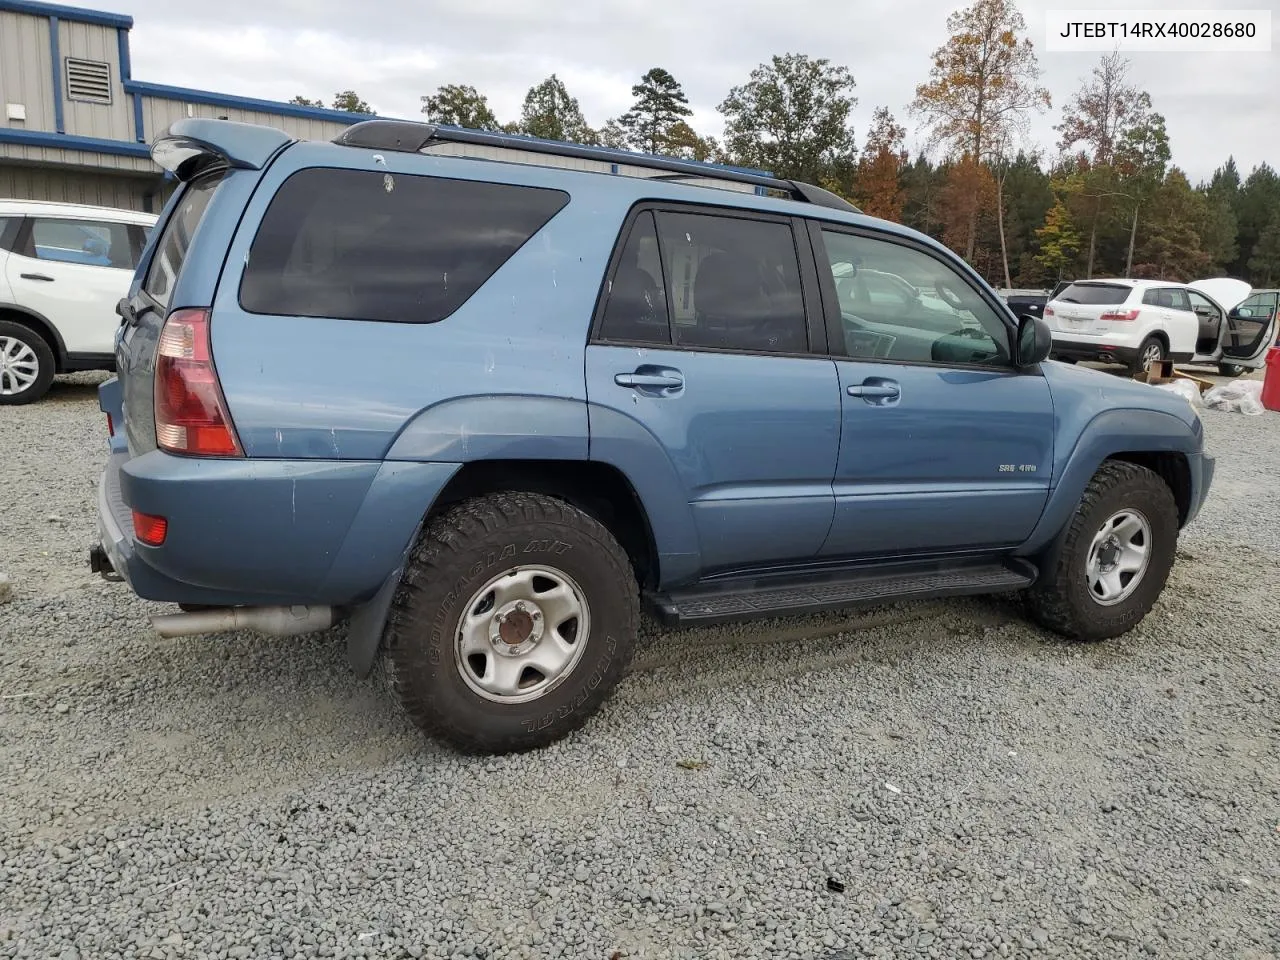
[[116, 26, 130, 79], [131, 91, 144, 142], [123, 80, 373, 124], [48, 15, 64, 134], [0, 128, 151, 158], [0, 0, 132, 28]]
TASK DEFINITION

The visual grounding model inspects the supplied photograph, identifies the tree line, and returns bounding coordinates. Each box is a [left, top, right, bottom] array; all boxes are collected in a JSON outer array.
[[292, 0, 1280, 290]]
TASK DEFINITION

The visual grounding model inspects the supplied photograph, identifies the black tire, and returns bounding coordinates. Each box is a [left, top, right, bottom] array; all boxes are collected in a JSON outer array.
[[1218, 362, 1246, 378], [1026, 461, 1179, 642], [381, 491, 639, 754], [0, 320, 56, 405], [1130, 336, 1166, 376]]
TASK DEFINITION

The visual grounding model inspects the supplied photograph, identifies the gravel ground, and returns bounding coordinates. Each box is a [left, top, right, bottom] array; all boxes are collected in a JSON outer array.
[[1, 370, 1278, 960]]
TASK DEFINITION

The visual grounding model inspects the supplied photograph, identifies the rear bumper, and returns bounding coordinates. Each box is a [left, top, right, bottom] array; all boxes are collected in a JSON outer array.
[[93, 447, 460, 606], [1050, 338, 1193, 367]]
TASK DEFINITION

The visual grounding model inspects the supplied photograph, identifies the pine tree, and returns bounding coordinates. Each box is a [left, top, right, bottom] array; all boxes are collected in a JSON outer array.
[[618, 68, 693, 154]]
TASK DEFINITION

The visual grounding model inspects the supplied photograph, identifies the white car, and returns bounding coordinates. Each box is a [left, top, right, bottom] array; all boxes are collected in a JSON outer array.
[[1043, 277, 1277, 377], [0, 199, 157, 404]]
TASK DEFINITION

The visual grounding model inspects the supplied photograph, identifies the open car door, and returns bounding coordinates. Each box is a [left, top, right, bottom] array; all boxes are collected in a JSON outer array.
[[1189, 278, 1276, 369]]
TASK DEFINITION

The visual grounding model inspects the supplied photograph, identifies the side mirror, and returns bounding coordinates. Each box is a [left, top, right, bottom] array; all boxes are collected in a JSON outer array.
[[1015, 314, 1053, 367]]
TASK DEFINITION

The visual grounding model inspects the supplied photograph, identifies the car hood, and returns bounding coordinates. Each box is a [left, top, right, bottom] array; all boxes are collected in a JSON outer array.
[[1187, 277, 1251, 310], [1040, 358, 1201, 429]]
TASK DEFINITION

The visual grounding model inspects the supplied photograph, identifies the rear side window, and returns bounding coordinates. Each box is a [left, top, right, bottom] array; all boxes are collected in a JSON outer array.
[[239, 168, 570, 324], [1056, 282, 1132, 306], [145, 173, 223, 310], [28, 218, 133, 269]]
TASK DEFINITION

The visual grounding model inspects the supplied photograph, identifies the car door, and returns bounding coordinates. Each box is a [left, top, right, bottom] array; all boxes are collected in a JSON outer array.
[[585, 206, 840, 575], [809, 223, 1054, 559], [1221, 290, 1279, 364], [4, 215, 137, 355]]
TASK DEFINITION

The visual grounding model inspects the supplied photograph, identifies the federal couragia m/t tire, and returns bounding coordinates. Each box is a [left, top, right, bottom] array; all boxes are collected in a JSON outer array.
[[1026, 460, 1179, 642], [381, 491, 640, 754]]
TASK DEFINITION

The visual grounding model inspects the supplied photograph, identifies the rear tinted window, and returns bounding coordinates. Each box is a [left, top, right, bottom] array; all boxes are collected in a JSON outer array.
[[144, 173, 223, 310], [1055, 282, 1132, 306], [239, 168, 570, 324]]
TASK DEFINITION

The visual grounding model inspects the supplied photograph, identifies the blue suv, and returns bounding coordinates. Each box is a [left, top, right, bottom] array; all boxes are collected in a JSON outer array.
[[91, 118, 1215, 754]]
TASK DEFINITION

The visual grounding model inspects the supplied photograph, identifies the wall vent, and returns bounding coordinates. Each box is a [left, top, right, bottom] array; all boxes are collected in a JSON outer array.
[[65, 59, 112, 104]]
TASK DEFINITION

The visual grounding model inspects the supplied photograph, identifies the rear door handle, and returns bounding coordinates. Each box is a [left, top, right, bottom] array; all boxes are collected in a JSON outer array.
[[615, 372, 683, 389], [20, 273, 54, 282]]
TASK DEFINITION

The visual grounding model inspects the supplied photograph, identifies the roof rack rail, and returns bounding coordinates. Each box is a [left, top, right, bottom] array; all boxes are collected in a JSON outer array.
[[332, 120, 861, 215]]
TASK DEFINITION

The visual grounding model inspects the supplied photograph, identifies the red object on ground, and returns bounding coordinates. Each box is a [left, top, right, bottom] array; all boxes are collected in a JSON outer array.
[[1263, 346, 1280, 413]]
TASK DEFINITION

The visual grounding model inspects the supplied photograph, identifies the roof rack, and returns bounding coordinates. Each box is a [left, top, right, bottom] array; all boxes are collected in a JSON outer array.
[[332, 120, 861, 215]]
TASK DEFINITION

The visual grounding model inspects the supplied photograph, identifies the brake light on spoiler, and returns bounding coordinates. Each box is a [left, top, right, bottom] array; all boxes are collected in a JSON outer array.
[[154, 308, 243, 457]]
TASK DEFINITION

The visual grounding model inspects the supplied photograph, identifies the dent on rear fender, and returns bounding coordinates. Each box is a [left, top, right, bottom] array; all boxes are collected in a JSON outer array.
[[383, 395, 588, 462]]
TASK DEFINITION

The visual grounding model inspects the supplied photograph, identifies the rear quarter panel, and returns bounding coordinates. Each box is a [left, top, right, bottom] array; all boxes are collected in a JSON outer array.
[[208, 143, 633, 462]]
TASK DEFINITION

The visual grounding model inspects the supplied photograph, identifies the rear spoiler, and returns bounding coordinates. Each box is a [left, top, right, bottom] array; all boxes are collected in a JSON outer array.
[[152, 118, 294, 181]]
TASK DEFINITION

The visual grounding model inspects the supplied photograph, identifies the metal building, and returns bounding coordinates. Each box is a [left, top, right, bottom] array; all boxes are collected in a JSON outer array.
[[0, 0, 368, 212]]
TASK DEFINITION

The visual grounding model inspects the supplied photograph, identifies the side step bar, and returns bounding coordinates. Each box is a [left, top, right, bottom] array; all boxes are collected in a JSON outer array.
[[647, 561, 1035, 628]]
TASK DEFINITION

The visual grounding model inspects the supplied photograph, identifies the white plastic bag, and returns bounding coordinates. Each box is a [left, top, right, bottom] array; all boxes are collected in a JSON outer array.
[[1203, 378, 1265, 416], [1151, 379, 1203, 408]]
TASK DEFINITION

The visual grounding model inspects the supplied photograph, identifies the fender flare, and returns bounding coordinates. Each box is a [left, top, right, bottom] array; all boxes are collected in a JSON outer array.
[[0, 302, 68, 366], [1018, 407, 1200, 558]]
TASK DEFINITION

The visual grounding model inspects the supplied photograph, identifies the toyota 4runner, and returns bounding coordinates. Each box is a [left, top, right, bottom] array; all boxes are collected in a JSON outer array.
[[92, 118, 1215, 754]]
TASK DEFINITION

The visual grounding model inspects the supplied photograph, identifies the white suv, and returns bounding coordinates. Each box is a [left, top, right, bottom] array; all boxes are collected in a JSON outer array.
[[1043, 277, 1277, 377], [0, 199, 157, 404]]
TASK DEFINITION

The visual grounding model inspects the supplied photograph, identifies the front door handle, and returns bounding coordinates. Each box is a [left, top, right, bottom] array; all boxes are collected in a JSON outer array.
[[20, 273, 54, 282], [847, 382, 900, 399], [615, 371, 683, 389]]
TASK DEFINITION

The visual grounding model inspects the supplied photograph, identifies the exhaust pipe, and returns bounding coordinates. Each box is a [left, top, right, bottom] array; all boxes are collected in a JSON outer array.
[[151, 604, 335, 639]]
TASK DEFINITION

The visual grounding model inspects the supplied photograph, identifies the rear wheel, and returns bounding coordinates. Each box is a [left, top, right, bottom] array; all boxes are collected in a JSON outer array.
[[1026, 461, 1179, 642], [1130, 336, 1166, 376], [0, 321, 55, 405], [381, 491, 639, 754]]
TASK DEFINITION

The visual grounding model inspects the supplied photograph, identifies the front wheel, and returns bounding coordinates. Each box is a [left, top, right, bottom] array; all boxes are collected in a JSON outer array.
[[381, 492, 639, 754], [1218, 362, 1246, 378], [0, 321, 56, 405], [1026, 461, 1179, 642]]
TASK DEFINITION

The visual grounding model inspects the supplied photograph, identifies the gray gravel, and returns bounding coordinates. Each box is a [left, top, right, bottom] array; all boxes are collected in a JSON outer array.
[[2, 369, 1278, 960]]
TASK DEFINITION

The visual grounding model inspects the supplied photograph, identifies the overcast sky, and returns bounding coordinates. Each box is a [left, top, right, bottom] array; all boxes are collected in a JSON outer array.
[[91, 0, 1278, 183]]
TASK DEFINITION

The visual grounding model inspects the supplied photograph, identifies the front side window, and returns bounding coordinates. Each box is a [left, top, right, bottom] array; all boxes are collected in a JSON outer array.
[[651, 211, 807, 354], [239, 168, 570, 324], [1236, 292, 1279, 319], [28, 218, 133, 269], [820, 229, 1009, 366]]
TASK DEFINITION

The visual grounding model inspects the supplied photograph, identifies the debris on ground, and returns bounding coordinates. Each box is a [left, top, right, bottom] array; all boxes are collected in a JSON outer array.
[[1204, 378, 1266, 415]]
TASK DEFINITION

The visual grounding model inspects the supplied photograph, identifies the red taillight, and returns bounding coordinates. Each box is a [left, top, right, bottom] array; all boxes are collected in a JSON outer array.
[[153, 308, 243, 457], [132, 509, 168, 546], [106, 413, 114, 437], [1044, 306, 1054, 317], [1099, 309, 1141, 321]]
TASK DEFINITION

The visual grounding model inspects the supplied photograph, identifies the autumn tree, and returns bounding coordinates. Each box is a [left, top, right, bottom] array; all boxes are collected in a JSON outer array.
[[940, 157, 997, 270], [853, 107, 908, 221], [516, 75, 597, 144], [719, 53, 858, 185], [661, 121, 721, 162], [1055, 52, 1150, 276], [1035, 192, 1082, 281], [910, 0, 1050, 261], [618, 68, 693, 154], [421, 84, 502, 130]]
